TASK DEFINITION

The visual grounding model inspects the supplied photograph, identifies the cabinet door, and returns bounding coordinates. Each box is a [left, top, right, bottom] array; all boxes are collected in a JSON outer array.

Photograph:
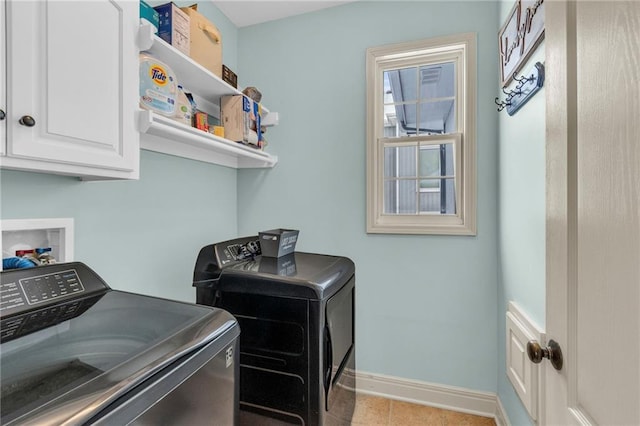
[[1, 0, 5, 157], [5, 0, 138, 177]]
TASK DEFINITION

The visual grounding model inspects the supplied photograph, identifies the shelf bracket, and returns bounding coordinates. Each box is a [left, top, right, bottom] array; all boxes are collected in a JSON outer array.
[[137, 20, 155, 52], [138, 109, 154, 133]]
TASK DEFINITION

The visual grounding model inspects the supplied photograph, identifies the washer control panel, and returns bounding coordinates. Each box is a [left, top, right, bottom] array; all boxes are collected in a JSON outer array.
[[22, 269, 84, 305], [0, 262, 109, 319]]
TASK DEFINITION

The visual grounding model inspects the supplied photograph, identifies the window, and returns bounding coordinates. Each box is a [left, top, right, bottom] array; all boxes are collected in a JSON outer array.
[[366, 33, 477, 235]]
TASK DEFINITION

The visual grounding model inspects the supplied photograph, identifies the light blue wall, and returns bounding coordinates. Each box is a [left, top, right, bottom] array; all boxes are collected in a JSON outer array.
[[0, 152, 237, 302], [236, 1, 500, 392], [496, 0, 546, 423], [0, 3, 240, 303]]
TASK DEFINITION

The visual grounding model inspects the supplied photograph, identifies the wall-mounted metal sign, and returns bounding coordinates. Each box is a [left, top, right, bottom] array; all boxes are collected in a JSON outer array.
[[498, 0, 545, 88]]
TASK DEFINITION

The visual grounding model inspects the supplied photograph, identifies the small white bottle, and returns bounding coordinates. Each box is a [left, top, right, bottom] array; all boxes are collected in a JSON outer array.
[[174, 85, 192, 126]]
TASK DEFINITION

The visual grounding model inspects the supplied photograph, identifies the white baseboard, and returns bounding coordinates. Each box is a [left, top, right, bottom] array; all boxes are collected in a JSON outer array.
[[356, 371, 510, 424], [495, 396, 510, 426]]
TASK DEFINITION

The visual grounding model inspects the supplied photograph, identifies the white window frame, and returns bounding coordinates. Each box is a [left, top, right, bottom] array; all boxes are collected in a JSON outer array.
[[366, 33, 477, 235]]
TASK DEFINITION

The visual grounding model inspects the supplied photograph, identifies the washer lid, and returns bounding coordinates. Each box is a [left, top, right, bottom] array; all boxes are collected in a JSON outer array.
[[0, 287, 237, 426], [218, 252, 355, 299]]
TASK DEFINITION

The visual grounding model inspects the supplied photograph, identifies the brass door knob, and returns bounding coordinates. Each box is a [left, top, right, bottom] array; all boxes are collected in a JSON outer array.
[[19, 115, 36, 127], [527, 339, 563, 371]]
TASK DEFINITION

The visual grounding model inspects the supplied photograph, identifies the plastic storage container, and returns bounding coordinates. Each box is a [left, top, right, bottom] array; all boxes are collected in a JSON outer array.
[[258, 229, 299, 258], [139, 53, 178, 117], [174, 85, 192, 126]]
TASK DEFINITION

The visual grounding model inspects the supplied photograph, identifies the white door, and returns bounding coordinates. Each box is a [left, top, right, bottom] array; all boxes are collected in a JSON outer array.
[[544, 1, 640, 425], [5, 0, 138, 174]]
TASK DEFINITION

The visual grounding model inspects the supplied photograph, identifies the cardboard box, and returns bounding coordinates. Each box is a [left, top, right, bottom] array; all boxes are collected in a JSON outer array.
[[221, 95, 251, 143], [211, 126, 225, 138], [154, 2, 190, 56], [221, 95, 262, 145], [253, 101, 263, 145], [140, 0, 159, 33], [222, 65, 237, 88], [181, 5, 222, 78], [194, 111, 209, 132]]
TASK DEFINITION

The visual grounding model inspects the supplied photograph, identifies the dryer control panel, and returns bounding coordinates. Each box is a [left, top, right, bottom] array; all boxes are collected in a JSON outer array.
[[193, 236, 261, 286], [217, 238, 261, 265]]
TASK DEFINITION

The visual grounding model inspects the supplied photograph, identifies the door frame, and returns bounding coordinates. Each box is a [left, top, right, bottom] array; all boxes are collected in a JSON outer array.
[[545, 0, 576, 423]]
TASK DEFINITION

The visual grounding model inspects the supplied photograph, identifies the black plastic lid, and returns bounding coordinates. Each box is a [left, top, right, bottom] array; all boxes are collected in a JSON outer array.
[[218, 252, 355, 300]]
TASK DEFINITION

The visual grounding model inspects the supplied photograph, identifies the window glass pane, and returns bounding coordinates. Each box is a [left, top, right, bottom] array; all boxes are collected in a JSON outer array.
[[419, 146, 441, 178], [384, 179, 417, 214], [419, 62, 455, 99], [420, 178, 440, 190], [384, 143, 456, 215], [384, 147, 396, 178], [384, 67, 417, 104], [383, 63, 456, 137], [419, 177, 456, 214], [419, 190, 441, 213], [384, 104, 415, 137], [382, 104, 399, 137], [417, 100, 455, 135], [397, 146, 416, 177], [383, 180, 395, 214], [384, 146, 416, 178], [383, 71, 393, 103], [444, 143, 454, 175], [383, 72, 398, 136], [418, 144, 454, 177], [398, 180, 417, 214]]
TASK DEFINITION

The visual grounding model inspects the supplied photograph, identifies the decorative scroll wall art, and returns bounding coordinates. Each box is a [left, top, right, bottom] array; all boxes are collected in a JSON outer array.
[[498, 0, 545, 87]]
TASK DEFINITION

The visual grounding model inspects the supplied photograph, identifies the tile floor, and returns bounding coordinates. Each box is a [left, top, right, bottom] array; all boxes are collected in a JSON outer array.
[[351, 394, 496, 426]]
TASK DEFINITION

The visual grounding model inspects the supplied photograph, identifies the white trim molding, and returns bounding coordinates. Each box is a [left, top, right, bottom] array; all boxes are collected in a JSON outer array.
[[495, 396, 511, 426], [506, 301, 545, 423], [356, 370, 509, 424], [365, 32, 477, 236]]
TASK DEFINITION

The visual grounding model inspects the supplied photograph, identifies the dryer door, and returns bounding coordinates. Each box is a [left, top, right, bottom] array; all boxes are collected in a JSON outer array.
[[324, 276, 355, 417]]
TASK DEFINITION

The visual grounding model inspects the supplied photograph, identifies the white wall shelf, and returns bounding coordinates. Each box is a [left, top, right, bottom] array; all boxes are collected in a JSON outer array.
[[138, 22, 277, 169], [139, 110, 277, 168], [139, 22, 251, 107]]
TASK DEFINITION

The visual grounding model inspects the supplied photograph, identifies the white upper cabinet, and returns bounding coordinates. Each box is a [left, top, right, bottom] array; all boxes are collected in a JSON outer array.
[[2, 0, 139, 180]]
